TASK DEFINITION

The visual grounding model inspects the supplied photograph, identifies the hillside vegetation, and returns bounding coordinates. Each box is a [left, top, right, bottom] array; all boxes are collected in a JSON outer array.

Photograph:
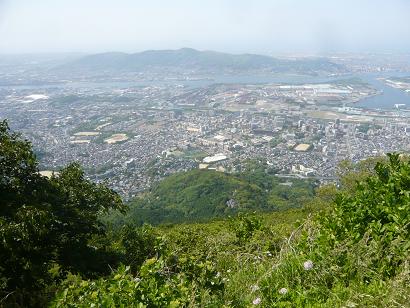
[[53, 154, 410, 307], [112, 166, 316, 226], [1, 120, 410, 307]]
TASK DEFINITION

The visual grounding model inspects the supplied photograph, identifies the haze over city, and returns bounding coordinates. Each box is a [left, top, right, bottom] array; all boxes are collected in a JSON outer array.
[[1, 0, 410, 55]]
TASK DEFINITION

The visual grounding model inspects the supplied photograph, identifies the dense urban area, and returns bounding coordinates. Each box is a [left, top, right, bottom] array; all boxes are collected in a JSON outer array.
[[2, 52, 410, 198]]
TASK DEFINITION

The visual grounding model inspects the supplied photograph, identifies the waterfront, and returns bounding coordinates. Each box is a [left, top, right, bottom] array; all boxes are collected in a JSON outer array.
[[2, 72, 410, 110]]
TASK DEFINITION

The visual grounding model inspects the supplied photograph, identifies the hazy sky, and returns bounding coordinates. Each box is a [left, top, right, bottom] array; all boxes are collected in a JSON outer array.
[[1, 0, 410, 55]]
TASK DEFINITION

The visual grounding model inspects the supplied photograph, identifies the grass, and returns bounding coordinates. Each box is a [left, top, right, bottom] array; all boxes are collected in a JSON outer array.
[[159, 209, 310, 306], [52, 205, 410, 307], [152, 200, 410, 307]]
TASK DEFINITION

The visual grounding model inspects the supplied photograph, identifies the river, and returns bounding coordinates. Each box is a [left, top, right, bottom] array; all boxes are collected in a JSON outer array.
[[2, 71, 410, 110]]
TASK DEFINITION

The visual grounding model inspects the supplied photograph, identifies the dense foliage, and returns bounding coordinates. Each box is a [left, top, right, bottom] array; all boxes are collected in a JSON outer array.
[[255, 154, 410, 306], [0, 120, 125, 306], [321, 153, 410, 278], [115, 165, 316, 226]]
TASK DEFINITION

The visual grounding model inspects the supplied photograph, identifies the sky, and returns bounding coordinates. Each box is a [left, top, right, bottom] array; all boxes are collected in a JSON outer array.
[[1, 0, 410, 55]]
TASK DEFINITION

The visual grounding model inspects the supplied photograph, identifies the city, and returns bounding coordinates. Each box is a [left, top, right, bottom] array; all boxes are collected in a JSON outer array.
[[1, 69, 410, 198]]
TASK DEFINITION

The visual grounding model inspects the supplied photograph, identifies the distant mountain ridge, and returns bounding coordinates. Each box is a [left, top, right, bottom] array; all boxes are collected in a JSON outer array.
[[56, 48, 344, 75]]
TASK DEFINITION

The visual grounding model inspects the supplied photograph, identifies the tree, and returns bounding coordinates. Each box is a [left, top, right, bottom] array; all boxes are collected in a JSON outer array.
[[0, 120, 125, 305]]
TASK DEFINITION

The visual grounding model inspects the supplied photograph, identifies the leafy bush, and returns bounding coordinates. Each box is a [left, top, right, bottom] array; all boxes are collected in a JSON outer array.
[[52, 256, 225, 307], [257, 153, 410, 306], [319, 153, 410, 278], [231, 212, 262, 244]]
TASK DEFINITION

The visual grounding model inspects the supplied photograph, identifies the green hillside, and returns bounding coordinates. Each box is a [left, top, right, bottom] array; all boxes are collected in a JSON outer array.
[[112, 167, 316, 226]]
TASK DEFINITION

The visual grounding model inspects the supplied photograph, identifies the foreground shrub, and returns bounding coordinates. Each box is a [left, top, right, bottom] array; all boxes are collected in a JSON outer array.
[[52, 255, 225, 307], [319, 153, 410, 278], [257, 154, 410, 306]]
